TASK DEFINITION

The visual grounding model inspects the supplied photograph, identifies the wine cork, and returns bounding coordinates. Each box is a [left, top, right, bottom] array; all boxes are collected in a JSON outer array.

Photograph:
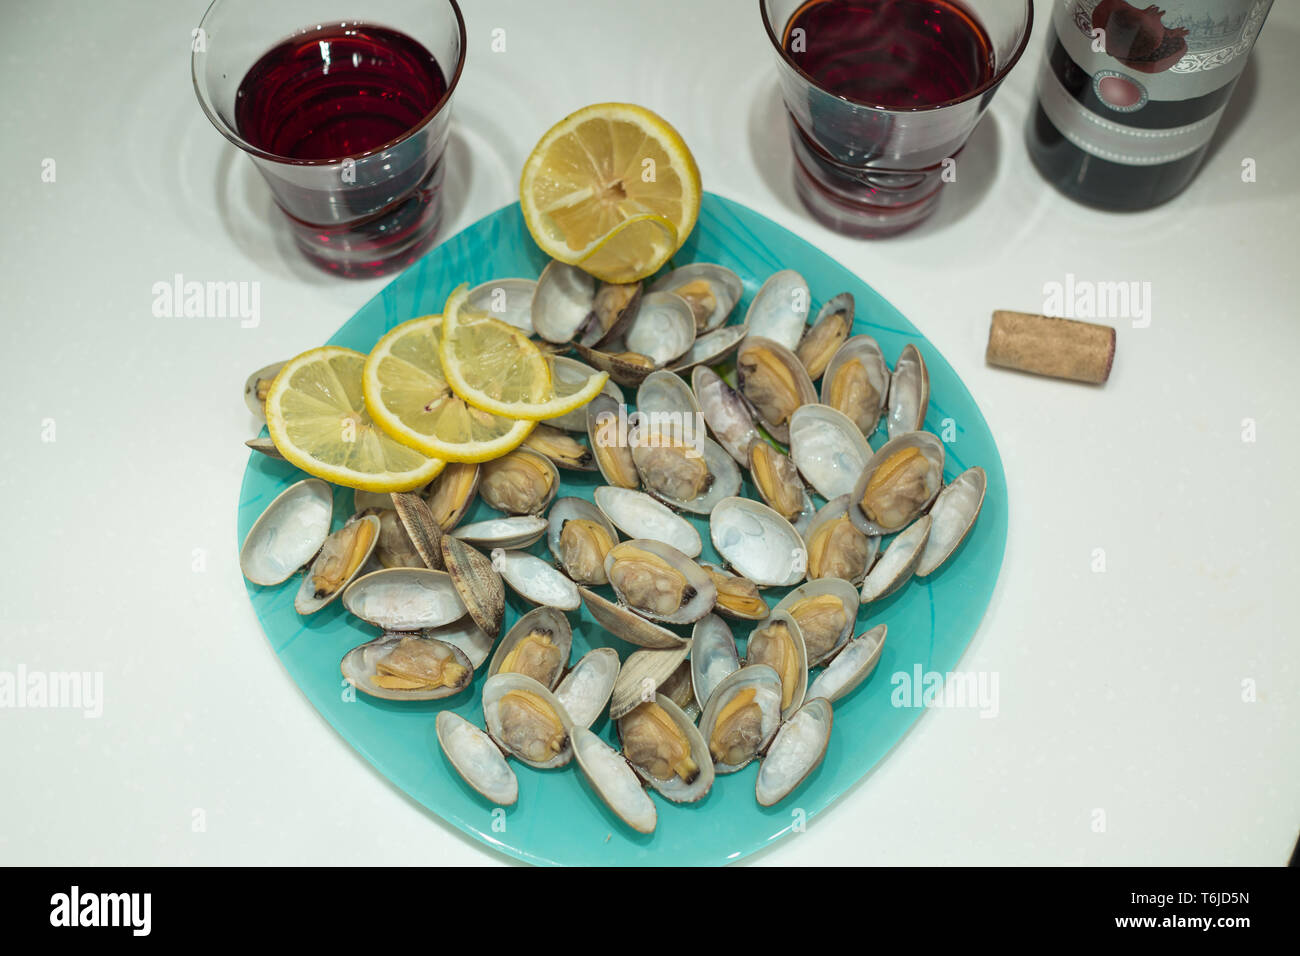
[[986, 311, 1115, 384]]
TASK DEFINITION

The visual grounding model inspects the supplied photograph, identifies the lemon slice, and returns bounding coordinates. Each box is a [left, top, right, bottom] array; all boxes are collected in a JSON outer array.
[[520, 102, 701, 283], [441, 286, 610, 421], [363, 315, 535, 463], [265, 347, 446, 492]]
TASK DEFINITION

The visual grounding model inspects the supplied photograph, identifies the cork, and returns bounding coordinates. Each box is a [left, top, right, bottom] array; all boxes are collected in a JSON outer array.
[[986, 311, 1115, 384]]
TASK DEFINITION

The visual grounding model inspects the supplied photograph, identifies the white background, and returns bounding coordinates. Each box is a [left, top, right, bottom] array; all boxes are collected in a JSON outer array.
[[1, 0, 1296, 865]]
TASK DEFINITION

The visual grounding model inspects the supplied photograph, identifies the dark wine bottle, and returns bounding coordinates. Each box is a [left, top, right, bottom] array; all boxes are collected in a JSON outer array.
[[1026, 0, 1273, 211]]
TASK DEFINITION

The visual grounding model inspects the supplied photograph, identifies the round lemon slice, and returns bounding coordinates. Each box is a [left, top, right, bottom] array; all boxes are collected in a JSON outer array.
[[363, 315, 535, 463], [265, 347, 446, 492], [440, 285, 610, 421], [520, 102, 701, 283]]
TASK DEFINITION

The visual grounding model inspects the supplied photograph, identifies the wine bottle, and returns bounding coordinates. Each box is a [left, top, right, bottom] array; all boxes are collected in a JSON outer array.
[[1025, 0, 1273, 211]]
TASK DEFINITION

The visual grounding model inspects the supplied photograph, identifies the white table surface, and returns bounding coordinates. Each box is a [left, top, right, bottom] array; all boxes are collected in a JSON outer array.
[[2, 0, 1296, 866]]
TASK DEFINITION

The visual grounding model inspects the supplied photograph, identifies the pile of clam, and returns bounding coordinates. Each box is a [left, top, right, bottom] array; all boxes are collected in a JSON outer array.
[[240, 262, 985, 834]]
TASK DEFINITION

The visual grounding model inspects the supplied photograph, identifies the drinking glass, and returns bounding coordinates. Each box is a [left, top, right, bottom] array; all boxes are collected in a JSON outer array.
[[193, 0, 466, 278], [760, 0, 1034, 236]]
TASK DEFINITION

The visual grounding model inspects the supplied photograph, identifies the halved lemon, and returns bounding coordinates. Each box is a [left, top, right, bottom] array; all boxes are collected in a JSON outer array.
[[519, 102, 701, 283], [265, 347, 446, 492], [363, 315, 535, 463], [440, 285, 609, 421]]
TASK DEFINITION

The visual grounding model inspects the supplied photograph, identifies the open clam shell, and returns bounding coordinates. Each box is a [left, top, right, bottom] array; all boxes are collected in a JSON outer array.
[[710, 497, 805, 587], [532, 261, 595, 344], [808, 624, 886, 704], [437, 711, 518, 806], [698, 664, 784, 774], [391, 491, 444, 570], [572, 726, 657, 833], [573, 342, 658, 388], [580, 281, 644, 348], [239, 478, 333, 586], [294, 514, 381, 615], [755, 697, 833, 807], [821, 334, 890, 436], [692, 364, 760, 466], [441, 535, 505, 638], [547, 497, 619, 586], [587, 393, 640, 489], [245, 436, 283, 460], [788, 404, 872, 501], [487, 606, 572, 690], [666, 324, 748, 374], [593, 486, 701, 557], [689, 614, 740, 713], [636, 369, 700, 420], [803, 494, 878, 585], [544, 356, 624, 432], [606, 291, 697, 368], [341, 568, 467, 631], [424, 618, 496, 670], [772, 578, 858, 668], [482, 672, 574, 770], [609, 641, 693, 720], [495, 550, 580, 610], [859, 514, 932, 603], [736, 336, 817, 443], [341, 634, 473, 701], [886, 343, 929, 439], [744, 610, 809, 720], [580, 586, 690, 652], [452, 515, 548, 550], [916, 466, 986, 576], [617, 693, 714, 803], [478, 448, 559, 516], [744, 270, 810, 352], [849, 430, 945, 535], [554, 648, 620, 730], [650, 263, 742, 332], [604, 539, 717, 625], [468, 277, 537, 335]]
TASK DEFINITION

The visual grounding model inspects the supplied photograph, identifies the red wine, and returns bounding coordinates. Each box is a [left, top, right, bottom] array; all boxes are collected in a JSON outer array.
[[1026, 1, 1273, 211], [783, 0, 995, 108], [235, 24, 448, 161]]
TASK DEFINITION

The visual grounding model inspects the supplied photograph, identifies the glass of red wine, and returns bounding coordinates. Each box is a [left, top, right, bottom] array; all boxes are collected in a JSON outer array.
[[193, 0, 466, 278], [761, 0, 1034, 237]]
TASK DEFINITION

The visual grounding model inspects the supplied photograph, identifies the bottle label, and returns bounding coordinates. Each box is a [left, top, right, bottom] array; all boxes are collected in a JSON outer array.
[[1041, 0, 1271, 165]]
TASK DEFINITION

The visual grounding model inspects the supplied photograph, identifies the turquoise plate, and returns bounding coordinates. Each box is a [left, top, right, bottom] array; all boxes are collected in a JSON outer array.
[[238, 193, 1008, 866]]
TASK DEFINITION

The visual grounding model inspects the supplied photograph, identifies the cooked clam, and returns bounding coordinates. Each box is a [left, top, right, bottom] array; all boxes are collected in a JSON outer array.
[[482, 673, 573, 769], [243, 361, 285, 423], [604, 540, 716, 625], [821, 335, 889, 435], [796, 293, 853, 381], [804, 495, 877, 585], [524, 424, 595, 471], [479, 448, 558, 515], [755, 697, 833, 807], [618, 694, 714, 803], [437, 711, 519, 806], [547, 497, 618, 586], [773, 578, 857, 667], [294, 514, 380, 615], [692, 365, 760, 466], [701, 564, 769, 621], [424, 463, 480, 531], [850, 431, 945, 535], [631, 427, 741, 514], [748, 440, 813, 532], [699, 665, 783, 773], [744, 612, 808, 719], [579, 281, 643, 348], [587, 393, 639, 489], [488, 606, 571, 689], [736, 336, 817, 443], [341, 634, 473, 701], [650, 263, 742, 332], [239, 478, 333, 586]]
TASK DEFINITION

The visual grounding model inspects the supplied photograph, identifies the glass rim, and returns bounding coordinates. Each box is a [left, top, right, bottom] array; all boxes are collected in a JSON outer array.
[[191, 0, 467, 167], [759, 0, 1035, 114]]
